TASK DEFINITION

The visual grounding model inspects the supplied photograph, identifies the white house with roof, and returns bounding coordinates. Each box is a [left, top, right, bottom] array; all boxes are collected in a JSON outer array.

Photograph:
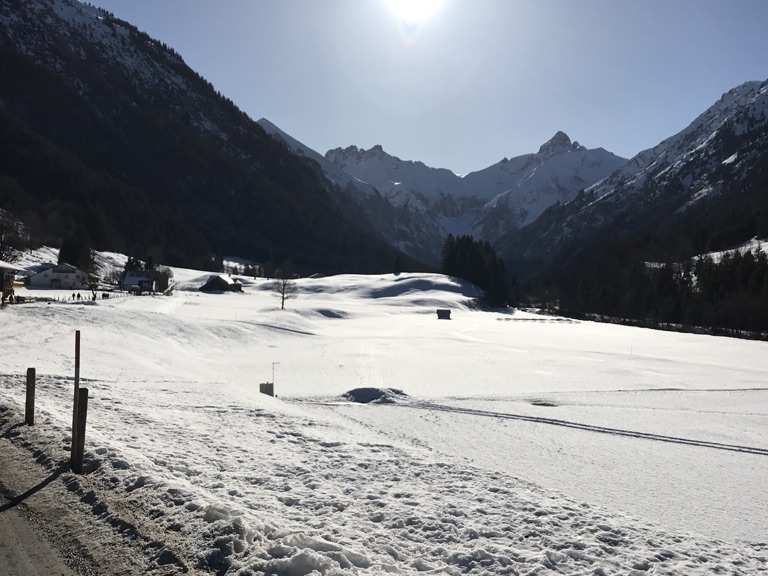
[[25, 263, 89, 289]]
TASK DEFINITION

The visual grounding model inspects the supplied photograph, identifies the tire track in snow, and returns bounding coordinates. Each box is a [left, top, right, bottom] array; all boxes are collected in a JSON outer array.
[[394, 401, 768, 456], [445, 387, 768, 398]]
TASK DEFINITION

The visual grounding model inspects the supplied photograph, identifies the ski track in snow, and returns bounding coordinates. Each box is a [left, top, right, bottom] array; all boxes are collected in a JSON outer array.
[[399, 401, 768, 456]]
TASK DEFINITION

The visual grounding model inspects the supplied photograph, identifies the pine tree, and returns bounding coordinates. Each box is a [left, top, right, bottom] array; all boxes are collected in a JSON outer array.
[[441, 235, 509, 307]]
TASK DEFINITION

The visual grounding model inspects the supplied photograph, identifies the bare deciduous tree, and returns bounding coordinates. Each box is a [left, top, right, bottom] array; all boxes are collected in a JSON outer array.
[[270, 277, 297, 310]]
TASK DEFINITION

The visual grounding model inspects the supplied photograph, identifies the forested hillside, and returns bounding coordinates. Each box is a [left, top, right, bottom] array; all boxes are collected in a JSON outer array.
[[0, 0, 411, 273]]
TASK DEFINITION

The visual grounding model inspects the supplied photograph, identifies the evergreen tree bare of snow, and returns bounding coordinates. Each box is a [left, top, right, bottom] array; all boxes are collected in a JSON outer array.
[[0, 221, 20, 263], [441, 234, 510, 307]]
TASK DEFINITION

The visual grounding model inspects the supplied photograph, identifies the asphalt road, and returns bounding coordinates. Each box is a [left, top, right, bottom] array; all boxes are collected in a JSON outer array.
[[0, 495, 74, 576]]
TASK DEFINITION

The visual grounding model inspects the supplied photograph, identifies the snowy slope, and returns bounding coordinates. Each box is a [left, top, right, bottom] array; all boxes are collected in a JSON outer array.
[[586, 80, 768, 209], [700, 237, 768, 262], [0, 271, 766, 576], [465, 132, 626, 238], [11, 246, 127, 280]]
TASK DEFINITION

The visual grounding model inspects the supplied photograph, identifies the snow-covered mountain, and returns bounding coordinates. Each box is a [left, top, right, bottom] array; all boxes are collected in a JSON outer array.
[[257, 119, 376, 196], [260, 120, 626, 263], [503, 79, 768, 275], [324, 144, 465, 207], [581, 80, 768, 219], [464, 132, 627, 239]]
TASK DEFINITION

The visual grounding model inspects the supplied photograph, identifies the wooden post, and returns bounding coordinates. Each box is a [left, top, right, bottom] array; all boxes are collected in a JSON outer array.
[[72, 330, 80, 446], [71, 387, 88, 474], [259, 382, 274, 397], [24, 368, 36, 426]]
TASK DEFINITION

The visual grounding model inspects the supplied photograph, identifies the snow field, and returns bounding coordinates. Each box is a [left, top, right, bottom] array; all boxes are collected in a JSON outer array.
[[2, 376, 765, 575], [0, 271, 767, 574], [328, 391, 768, 542]]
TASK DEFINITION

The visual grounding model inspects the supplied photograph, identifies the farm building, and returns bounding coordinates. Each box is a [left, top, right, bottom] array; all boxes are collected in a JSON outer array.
[[200, 274, 243, 293], [1, 259, 22, 303], [25, 263, 89, 290], [122, 271, 157, 294]]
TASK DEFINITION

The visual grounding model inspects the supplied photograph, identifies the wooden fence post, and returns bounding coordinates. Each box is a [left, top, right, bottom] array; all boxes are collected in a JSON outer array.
[[72, 330, 80, 447], [71, 387, 88, 474], [25, 368, 36, 426]]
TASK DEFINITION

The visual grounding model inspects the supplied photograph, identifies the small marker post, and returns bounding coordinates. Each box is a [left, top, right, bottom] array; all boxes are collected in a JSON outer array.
[[72, 330, 81, 449], [25, 368, 36, 426], [71, 388, 89, 474]]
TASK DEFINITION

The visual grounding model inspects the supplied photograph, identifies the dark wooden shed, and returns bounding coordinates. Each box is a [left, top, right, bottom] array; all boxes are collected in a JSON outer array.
[[200, 274, 243, 293]]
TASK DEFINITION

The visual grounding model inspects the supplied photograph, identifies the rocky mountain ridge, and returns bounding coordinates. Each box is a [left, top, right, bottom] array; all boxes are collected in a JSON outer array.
[[260, 120, 626, 263]]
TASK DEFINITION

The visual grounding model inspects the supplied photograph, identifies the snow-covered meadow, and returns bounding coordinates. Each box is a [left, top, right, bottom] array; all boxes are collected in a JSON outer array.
[[0, 269, 766, 574]]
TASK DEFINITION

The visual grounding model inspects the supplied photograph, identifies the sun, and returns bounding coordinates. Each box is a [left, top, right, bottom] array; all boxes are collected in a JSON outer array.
[[385, 0, 445, 24]]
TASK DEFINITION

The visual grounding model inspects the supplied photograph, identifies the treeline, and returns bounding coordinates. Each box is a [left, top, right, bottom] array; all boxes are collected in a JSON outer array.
[[441, 235, 511, 306], [0, 210, 23, 262], [559, 249, 768, 333]]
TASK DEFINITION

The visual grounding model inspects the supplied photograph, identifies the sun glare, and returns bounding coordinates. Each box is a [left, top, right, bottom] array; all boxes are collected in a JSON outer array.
[[385, 0, 445, 24]]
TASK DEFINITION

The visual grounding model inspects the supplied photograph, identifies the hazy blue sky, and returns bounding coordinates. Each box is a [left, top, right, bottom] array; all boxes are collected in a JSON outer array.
[[90, 0, 768, 174]]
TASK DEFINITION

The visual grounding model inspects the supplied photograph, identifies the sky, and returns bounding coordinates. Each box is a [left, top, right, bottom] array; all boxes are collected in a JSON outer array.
[[89, 0, 768, 175]]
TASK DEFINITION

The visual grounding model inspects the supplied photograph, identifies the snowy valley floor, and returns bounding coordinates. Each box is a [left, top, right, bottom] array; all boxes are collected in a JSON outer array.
[[0, 272, 767, 575]]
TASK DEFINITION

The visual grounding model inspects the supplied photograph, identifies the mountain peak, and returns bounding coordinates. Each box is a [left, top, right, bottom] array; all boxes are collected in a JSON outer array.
[[538, 131, 576, 155], [325, 144, 392, 163]]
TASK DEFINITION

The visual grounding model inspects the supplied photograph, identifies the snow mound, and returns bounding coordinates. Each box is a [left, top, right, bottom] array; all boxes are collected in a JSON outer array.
[[530, 399, 559, 407], [292, 307, 350, 320], [297, 273, 481, 312], [342, 387, 409, 404]]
